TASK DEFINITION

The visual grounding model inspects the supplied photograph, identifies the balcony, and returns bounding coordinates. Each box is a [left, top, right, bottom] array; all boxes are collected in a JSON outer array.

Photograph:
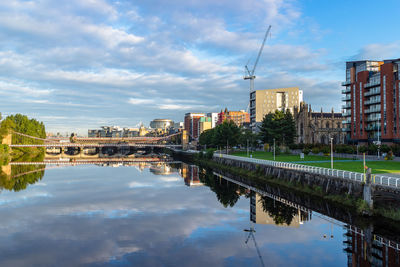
[[366, 115, 381, 122], [365, 125, 380, 131], [364, 80, 380, 88], [342, 111, 351, 117], [364, 107, 381, 114], [364, 87, 381, 97], [364, 98, 381, 105], [341, 95, 351, 101], [341, 80, 352, 86], [341, 88, 351, 94], [342, 103, 351, 109]]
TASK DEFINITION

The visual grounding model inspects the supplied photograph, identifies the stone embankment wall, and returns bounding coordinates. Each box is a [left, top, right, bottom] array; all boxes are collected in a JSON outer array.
[[214, 156, 365, 198]]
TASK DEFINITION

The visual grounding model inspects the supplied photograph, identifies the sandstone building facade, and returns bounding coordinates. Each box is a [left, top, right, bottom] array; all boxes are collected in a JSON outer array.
[[294, 102, 343, 144]]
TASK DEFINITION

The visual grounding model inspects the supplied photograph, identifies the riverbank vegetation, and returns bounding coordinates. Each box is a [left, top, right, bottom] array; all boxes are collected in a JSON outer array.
[[194, 156, 400, 223], [0, 113, 46, 158]]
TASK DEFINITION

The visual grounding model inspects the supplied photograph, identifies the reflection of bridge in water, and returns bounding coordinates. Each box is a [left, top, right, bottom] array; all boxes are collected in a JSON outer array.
[[7, 131, 186, 149]]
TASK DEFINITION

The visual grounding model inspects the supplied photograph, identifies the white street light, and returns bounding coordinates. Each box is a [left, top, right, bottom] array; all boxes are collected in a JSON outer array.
[[330, 137, 333, 169]]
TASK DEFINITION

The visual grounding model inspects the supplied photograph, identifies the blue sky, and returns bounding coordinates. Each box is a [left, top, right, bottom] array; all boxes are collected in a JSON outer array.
[[0, 0, 399, 134]]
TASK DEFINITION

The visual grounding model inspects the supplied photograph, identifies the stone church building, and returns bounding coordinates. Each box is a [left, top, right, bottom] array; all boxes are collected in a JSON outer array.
[[293, 102, 343, 144]]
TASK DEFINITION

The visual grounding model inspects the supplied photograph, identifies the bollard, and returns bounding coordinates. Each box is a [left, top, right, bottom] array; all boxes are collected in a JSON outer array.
[[363, 168, 373, 209]]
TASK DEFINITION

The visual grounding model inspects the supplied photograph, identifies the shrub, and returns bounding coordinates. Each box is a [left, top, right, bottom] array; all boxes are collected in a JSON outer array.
[[288, 143, 297, 150], [311, 147, 320, 154], [284, 147, 291, 154], [381, 144, 391, 153], [358, 145, 368, 153], [321, 146, 330, 155], [385, 151, 394, 160], [302, 148, 310, 155], [205, 148, 216, 159], [345, 145, 355, 154], [391, 145, 400, 156], [367, 144, 378, 154]]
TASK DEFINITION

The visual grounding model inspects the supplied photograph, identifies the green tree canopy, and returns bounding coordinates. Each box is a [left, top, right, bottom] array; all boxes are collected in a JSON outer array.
[[0, 114, 46, 144], [198, 120, 241, 148], [213, 120, 241, 148], [259, 109, 296, 146]]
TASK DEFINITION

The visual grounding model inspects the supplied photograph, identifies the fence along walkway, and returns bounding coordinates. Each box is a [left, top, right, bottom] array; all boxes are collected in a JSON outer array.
[[216, 154, 400, 189]]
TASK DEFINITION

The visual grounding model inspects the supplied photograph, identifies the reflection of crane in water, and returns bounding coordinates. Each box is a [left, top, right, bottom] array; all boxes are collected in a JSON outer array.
[[244, 224, 265, 267]]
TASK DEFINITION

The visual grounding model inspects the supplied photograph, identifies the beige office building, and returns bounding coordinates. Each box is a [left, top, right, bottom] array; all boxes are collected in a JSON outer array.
[[250, 87, 303, 125]]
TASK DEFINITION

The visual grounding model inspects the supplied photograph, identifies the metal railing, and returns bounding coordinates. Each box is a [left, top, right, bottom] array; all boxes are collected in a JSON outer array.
[[215, 154, 400, 189]]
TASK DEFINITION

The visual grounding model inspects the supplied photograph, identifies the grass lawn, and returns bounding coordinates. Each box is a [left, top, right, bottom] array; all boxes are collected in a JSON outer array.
[[231, 151, 400, 174], [231, 151, 351, 162], [302, 161, 400, 174]]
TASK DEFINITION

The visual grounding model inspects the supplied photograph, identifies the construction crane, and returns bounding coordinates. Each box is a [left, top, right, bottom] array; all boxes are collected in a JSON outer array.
[[244, 25, 272, 113], [244, 225, 265, 267]]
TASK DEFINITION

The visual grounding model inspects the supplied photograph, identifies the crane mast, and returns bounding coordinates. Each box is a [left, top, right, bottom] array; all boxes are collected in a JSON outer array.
[[244, 25, 271, 119], [244, 25, 271, 90]]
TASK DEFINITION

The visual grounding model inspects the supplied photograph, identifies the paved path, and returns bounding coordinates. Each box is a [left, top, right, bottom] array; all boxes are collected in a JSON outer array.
[[292, 159, 361, 164]]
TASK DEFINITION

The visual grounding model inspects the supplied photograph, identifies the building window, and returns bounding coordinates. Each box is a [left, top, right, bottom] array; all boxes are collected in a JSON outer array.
[[383, 75, 387, 134], [353, 85, 356, 135]]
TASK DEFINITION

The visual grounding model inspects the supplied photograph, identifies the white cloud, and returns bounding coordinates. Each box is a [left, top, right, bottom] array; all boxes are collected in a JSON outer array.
[[128, 98, 155, 105], [354, 42, 400, 60]]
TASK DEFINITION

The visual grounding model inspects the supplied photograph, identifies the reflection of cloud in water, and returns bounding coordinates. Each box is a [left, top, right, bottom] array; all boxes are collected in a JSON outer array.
[[0, 165, 347, 266]]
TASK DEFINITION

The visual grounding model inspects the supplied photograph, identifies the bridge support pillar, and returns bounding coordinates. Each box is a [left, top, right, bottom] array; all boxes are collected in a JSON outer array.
[[79, 147, 84, 158], [182, 130, 189, 150], [1, 132, 12, 146], [1, 164, 11, 177], [61, 147, 66, 157], [363, 168, 373, 209]]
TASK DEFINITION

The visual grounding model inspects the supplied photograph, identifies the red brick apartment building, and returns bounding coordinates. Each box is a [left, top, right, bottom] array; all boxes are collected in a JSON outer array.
[[217, 109, 250, 127], [184, 113, 205, 140], [342, 59, 400, 144]]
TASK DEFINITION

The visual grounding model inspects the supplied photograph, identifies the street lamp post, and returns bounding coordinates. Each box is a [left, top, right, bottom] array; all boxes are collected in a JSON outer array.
[[377, 119, 380, 159], [273, 138, 276, 161], [330, 137, 333, 169], [247, 139, 249, 157]]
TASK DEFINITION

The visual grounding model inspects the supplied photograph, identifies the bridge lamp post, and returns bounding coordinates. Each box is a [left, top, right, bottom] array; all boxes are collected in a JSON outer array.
[[330, 137, 333, 169]]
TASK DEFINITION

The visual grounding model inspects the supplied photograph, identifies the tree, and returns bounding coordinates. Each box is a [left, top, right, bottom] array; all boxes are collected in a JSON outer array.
[[259, 109, 296, 146], [199, 129, 215, 147], [213, 120, 241, 149], [239, 129, 259, 150]]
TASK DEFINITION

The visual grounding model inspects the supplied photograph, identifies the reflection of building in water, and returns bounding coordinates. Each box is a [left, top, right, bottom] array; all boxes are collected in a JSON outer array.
[[344, 225, 400, 267], [149, 163, 179, 175], [250, 193, 310, 227], [179, 163, 203, 187]]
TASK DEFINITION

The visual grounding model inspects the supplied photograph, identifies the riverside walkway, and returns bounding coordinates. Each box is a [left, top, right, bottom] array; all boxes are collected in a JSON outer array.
[[216, 154, 400, 190]]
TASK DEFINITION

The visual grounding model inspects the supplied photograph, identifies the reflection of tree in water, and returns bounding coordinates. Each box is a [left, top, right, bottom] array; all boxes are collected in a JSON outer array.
[[259, 196, 297, 225], [0, 150, 45, 192], [199, 170, 247, 208]]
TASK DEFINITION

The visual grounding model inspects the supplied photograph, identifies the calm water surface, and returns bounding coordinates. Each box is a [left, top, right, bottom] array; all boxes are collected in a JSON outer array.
[[0, 162, 396, 266]]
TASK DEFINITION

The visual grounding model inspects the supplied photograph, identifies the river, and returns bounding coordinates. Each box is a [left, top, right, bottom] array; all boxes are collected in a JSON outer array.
[[0, 160, 398, 266]]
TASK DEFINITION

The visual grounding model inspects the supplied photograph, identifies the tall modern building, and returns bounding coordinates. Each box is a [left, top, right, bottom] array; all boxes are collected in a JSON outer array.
[[184, 113, 205, 140], [207, 112, 218, 128], [341, 59, 400, 143], [250, 87, 303, 126]]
